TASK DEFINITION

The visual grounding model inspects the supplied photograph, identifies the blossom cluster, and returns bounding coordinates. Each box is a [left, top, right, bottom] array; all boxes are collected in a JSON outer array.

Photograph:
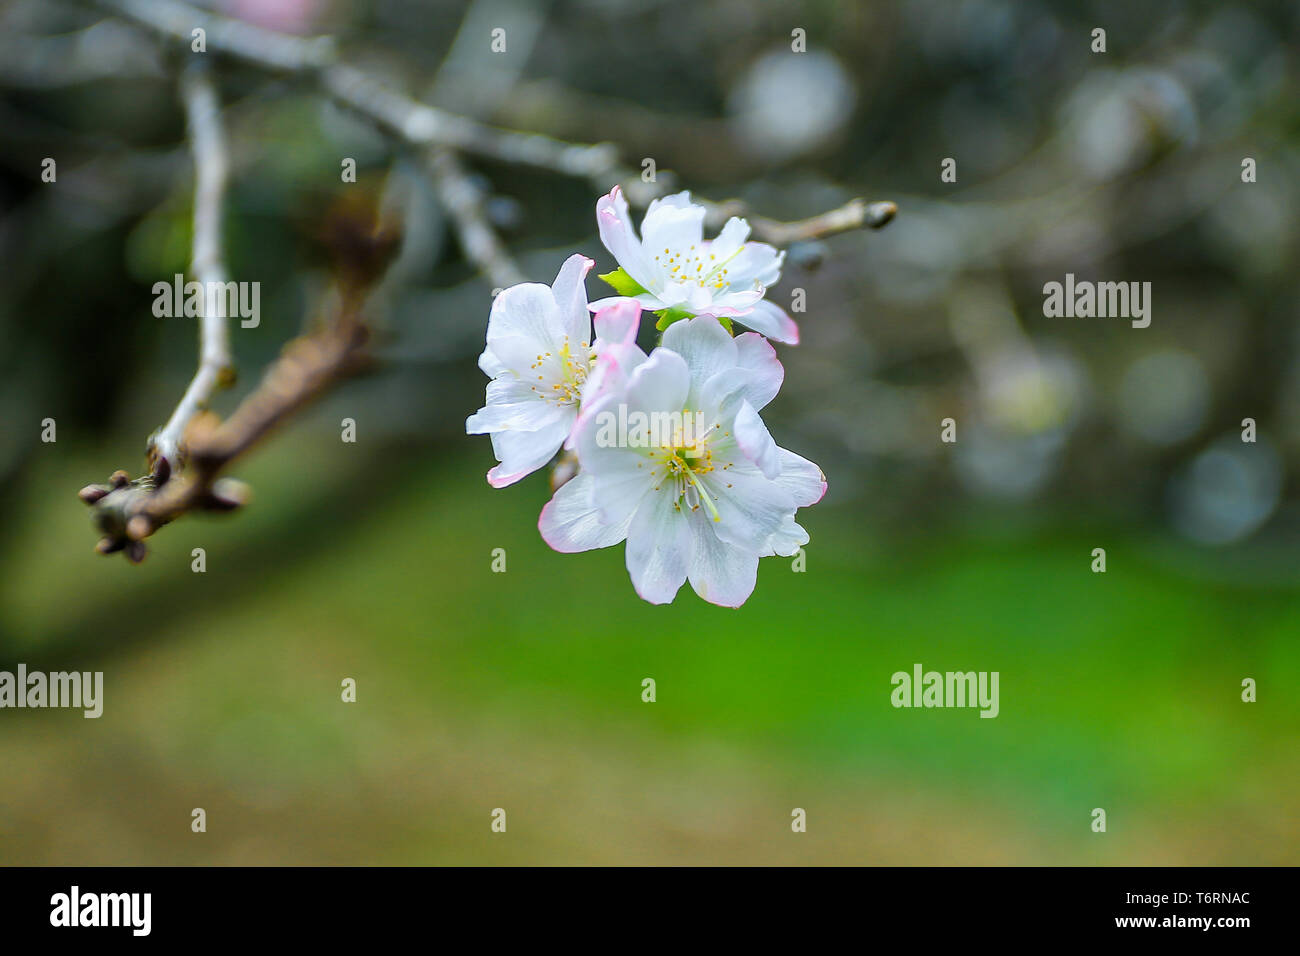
[[466, 187, 825, 607]]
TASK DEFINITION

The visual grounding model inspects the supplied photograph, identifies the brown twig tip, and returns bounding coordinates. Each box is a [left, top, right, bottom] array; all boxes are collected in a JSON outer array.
[[865, 200, 898, 229], [79, 484, 110, 504]]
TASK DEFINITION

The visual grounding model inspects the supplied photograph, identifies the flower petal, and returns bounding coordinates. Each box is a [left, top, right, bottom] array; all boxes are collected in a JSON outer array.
[[733, 400, 781, 478], [764, 515, 810, 557], [685, 511, 759, 608], [550, 253, 595, 345], [592, 298, 642, 349], [485, 410, 572, 487], [641, 202, 705, 265], [726, 241, 784, 289], [539, 471, 632, 553], [596, 186, 657, 292], [466, 395, 564, 434], [775, 447, 827, 507], [701, 458, 795, 553], [732, 332, 784, 410], [736, 299, 799, 344], [707, 217, 751, 264], [485, 283, 568, 370], [644, 191, 696, 214], [625, 488, 690, 604], [661, 316, 738, 393], [478, 346, 507, 378], [588, 292, 667, 313], [621, 346, 691, 420], [572, 393, 657, 527]]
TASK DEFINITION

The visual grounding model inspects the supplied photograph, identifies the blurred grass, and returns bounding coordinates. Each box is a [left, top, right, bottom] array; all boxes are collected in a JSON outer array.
[[0, 428, 1296, 864]]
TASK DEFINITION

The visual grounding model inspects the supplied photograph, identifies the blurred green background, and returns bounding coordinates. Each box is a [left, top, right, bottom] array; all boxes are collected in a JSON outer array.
[[1, 0, 1298, 864]]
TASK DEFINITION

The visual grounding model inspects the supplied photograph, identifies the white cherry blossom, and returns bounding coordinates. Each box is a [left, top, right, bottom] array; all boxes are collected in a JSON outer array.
[[590, 186, 799, 344], [466, 255, 643, 487], [540, 316, 825, 606]]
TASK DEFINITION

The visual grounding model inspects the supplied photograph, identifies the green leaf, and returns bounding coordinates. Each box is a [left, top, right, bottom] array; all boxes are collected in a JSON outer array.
[[597, 267, 647, 297], [653, 308, 693, 331]]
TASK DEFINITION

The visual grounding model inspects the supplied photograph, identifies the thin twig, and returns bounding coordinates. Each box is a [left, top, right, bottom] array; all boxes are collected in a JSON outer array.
[[80, 312, 372, 560], [700, 196, 898, 245], [90, 0, 894, 248], [137, 315, 371, 534], [427, 148, 526, 289], [91, 0, 617, 176], [151, 58, 233, 471]]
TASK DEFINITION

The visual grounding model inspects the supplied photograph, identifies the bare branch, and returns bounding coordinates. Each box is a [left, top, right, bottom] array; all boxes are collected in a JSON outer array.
[[151, 58, 233, 471], [138, 314, 371, 534], [94, 0, 336, 71], [698, 197, 898, 245], [90, 0, 894, 248], [427, 148, 526, 290], [80, 311, 371, 560]]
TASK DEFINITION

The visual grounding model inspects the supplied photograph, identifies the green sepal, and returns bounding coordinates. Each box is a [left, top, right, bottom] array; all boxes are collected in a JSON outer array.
[[597, 267, 647, 297], [653, 307, 693, 331]]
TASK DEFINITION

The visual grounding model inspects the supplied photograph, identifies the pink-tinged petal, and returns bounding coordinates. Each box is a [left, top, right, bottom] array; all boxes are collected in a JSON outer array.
[[625, 489, 690, 604], [684, 512, 759, 608], [589, 292, 668, 313], [733, 400, 781, 478], [550, 253, 595, 345], [485, 411, 572, 487], [577, 299, 648, 445], [570, 341, 647, 449], [592, 299, 642, 348], [707, 217, 751, 262], [774, 447, 827, 506], [736, 300, 799, 344], [539, 472, 631, 553], [661, 316, 738, 390], [732, 332, 784, 410], [763, 515, 809, 557], [596, 185, 657, 291]]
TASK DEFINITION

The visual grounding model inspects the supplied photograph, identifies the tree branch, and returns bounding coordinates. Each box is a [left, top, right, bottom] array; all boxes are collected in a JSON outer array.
[[80, 310, 371, 560], [427, 148, 526, 290], [90, 0, 895, 249], [150, 58, 234, 473], [697, 196, 898, 245]]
